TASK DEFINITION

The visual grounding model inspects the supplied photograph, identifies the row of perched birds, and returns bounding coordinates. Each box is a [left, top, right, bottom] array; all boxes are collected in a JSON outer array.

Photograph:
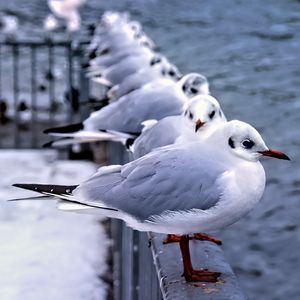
[[12, 11, 290, 283]]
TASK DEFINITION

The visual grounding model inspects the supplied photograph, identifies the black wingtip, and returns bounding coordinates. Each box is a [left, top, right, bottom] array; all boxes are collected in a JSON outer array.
[[125, 138, 136, 149], [42, 141, 53, 148], [12, 183, 78, 195], [12, 183, 37, 192], [44, 122, 84, 134]]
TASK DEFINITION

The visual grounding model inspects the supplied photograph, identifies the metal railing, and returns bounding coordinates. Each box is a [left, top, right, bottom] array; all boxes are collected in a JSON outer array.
[[0, 39, 90, 148]]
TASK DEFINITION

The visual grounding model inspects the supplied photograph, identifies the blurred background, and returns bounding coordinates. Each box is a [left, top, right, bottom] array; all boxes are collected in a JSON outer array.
[[0, 0, 299, 299]]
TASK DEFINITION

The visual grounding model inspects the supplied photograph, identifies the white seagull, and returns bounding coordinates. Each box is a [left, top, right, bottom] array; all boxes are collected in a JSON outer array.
[[46, 0, 85, 32], [107, 57, 181, 101], [0, 14, 18, 36], [87, 40, 156, 71], [44, 73, 210, 137], [88, 48, 157, 87], [12, 120, 290, 282], [129, 95, 227, 159], [42, 94, 222, 149]]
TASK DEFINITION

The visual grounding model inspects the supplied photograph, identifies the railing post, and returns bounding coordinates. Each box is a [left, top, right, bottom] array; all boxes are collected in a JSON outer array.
[[48, 41, 55, 125], [30, 45, 37, 147], [79, 43, 90, 120], [67, 42, 73, 124], [12, 43, 19, 148]]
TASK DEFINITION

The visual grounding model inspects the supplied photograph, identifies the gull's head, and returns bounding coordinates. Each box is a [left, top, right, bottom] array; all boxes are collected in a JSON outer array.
[[219, 120, 290, 162], [150, 56, 182, 80], [178, 73, 210, 98], [128, 20, 142, 34], [137, 33, 156, 49], [183, 95, 227, 133]]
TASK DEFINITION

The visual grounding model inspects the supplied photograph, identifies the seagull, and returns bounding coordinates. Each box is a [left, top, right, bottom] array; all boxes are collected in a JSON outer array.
[[46, 0, 85, 32], [87, 40, 157, 71], [42, 94, 222, 149], [88, 48, 157, 87], [11, 120, 290, 282], [106, 57, 182, 100], [48, 0, 85, 19], [44, 73, 210, 138], [87, 15, 155, 57], [44, 14, 59, 31], [0, 13, 18, 36], [128, 94, 227, 159]]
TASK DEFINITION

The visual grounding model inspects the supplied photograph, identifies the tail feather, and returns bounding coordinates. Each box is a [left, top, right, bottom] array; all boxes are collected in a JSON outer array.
[[43, 130, 135, 148], [43, 137, 93, 148], [12, 183, 118, 211], [44, 123, 84, 135], [8, 195, 51, 202]]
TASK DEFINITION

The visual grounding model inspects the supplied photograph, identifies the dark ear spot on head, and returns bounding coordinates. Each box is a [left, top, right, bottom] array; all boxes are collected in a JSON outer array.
[[150, 57, 161, 66], [228, 137, 235, 148]]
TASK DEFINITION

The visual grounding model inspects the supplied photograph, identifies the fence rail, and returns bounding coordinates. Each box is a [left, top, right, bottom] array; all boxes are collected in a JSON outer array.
[[0, 39, 90, 148]]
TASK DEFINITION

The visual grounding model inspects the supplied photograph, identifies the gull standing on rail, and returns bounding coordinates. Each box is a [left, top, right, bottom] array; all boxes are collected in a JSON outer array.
[[42, 94, 223, 149], [12, 120, 290, 282], [128, 94, 227, 159], [44, 73, 210, 137], [106, 57, 181, 100]]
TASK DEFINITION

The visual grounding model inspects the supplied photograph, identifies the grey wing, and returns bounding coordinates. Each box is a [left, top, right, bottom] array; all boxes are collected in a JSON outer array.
[[84, 88, 184, 132], [105, 62, 142, 85], [133, 116, 181, 158], [116, 70, 157, 98], [105, 56, 150, 85], [75, 145, 225, 221]]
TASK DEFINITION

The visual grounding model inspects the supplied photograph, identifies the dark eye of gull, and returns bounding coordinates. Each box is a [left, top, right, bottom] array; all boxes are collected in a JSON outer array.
[[242, 139, 255, 149], [189, 112, 194, 119], [169, 70, 175, 76], [209, 110, 215, 119], [190, 87, 198, 94]]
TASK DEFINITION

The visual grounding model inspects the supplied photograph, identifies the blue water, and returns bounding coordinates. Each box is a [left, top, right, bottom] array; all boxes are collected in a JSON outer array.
[[1, 0, 300, 299]]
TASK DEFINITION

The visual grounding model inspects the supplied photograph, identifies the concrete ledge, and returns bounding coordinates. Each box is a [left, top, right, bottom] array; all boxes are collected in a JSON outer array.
[[149, 232, 247, 300]]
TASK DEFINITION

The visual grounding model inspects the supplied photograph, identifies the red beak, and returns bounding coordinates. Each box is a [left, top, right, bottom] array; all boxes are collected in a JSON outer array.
[[259, 149, 290, 160], [195, 119, 205, 132]]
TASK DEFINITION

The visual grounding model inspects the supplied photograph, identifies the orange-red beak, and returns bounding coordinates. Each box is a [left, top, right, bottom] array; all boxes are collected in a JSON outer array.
[[259, 149, 290, 160], [195, 119, 205, 132]]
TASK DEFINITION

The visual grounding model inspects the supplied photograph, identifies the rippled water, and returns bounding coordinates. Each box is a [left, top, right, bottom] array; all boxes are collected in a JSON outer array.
[[1, 0, 300, 299]]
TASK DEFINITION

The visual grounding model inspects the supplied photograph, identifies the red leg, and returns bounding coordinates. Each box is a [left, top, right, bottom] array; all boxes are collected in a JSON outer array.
[[163, 233, 222, 246], [179, 235, 221, 282], [193, 233, 222, 245], [163, 234, 182, 244]]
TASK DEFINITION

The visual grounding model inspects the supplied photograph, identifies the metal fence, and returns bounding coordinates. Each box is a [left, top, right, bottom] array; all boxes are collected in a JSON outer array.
[[0, 39, 90, 148]]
